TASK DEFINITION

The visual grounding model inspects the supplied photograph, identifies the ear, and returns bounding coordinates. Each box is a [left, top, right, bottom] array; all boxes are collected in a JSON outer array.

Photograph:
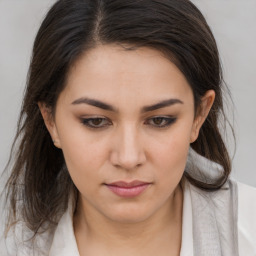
[[190, 90, 215, 143], [38, 102, 61, 148]]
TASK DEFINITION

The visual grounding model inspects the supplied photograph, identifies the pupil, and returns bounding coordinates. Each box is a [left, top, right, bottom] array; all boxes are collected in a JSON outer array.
[[154, 118, 163, 125], [93, 118, 102, 125]]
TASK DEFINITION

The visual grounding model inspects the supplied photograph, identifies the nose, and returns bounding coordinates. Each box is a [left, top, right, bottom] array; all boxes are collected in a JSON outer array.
[[110, 125, 146, 170]]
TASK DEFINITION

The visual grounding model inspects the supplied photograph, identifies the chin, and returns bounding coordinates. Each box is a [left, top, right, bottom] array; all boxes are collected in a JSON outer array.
[[102, 204, 154, 224]]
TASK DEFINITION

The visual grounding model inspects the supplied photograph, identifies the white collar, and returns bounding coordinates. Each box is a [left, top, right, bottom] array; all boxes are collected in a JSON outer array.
[[180, 179, 194, 256], [49, 198, 80, 256]]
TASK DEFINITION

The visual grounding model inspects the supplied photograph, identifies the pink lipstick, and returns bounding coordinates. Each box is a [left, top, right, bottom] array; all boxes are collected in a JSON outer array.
[[105, 180, 151, 198]]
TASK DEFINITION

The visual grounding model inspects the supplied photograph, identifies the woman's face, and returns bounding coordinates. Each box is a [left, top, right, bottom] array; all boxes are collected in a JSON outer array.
[[41, 45, 214, 223]]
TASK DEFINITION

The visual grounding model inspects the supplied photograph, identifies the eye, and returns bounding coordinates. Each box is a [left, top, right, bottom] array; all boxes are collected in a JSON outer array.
[[81, 117, 112, 129], [145, 116, 177, 128]]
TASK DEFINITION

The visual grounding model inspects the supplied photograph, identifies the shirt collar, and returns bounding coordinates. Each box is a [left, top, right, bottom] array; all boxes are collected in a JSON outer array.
[[180, 178, 194, 256]]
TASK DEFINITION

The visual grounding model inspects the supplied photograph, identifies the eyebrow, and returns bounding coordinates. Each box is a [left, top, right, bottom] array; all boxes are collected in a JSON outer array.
[[141, 98, 183, 112], [72, 97, 117, 112], [71, 97, 183, 113]]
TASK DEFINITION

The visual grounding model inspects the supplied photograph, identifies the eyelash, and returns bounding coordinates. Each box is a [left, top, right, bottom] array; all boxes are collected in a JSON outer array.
[[80, 116, 177, 129], [81, 117, 112, 129], [144, 116, 177, 128]]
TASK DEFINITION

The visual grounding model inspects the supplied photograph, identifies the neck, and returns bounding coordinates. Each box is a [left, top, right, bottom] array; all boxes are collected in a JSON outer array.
[[73, 185, 183, 255]]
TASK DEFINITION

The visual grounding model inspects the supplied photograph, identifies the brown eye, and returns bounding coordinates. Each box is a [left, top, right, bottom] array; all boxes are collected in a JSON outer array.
[[91, 118, 104, 126], [81, 117, 112, 129], [152, 117, 165, 126], [145, 116, 177, 128]]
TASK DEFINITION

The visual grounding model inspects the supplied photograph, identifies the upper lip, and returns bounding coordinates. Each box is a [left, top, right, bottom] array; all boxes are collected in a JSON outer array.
[[106, 180, 151, 188]]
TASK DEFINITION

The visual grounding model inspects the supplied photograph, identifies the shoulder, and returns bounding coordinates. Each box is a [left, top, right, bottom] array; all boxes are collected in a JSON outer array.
[[237, 181, 256, 255]]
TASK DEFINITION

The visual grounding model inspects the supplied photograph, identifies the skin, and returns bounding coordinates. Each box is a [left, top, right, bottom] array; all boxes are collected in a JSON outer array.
[[39, 45, 215, 255]]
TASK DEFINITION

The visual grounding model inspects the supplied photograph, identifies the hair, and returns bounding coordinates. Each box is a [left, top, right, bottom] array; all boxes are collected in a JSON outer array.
[[4, 0, 233, 241]]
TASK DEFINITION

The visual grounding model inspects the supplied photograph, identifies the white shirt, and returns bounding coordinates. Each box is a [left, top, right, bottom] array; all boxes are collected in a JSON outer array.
[[180, 180, 256, 256], [4, 180, 256, 255], [48, 180, 256, 256]]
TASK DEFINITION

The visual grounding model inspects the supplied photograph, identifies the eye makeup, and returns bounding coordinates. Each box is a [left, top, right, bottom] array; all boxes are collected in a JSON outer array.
[[80, 115, 177, 130], [80, 117, 112, 129], [144, 116, 177, 128]]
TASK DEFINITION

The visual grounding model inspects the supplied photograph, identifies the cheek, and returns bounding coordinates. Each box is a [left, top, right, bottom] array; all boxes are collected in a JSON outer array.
[[62, 140, 108, 174], [151, 128, 192, 183], [56, 123, 110, 189], [60, 139, 109, 198]]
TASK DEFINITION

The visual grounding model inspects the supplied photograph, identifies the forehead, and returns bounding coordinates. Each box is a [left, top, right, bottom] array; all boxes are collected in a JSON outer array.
[[62, 44, 193, 105]]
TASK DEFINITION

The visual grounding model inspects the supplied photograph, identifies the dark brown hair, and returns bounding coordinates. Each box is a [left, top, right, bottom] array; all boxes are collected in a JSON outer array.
[[4, 0, 232, 239]]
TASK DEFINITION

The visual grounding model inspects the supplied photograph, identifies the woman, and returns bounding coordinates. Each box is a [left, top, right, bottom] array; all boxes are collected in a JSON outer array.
[[3, 0, 256, 255]]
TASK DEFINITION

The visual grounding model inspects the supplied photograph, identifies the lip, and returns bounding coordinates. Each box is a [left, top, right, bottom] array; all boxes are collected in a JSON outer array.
[[105, 180, 151, 198]]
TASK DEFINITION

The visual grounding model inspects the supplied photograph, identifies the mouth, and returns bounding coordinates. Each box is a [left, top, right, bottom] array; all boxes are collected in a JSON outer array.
[[104, 180, 152, 198]]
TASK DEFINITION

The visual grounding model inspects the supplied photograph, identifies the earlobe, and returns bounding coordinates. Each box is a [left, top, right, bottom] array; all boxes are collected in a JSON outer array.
[[190, 118, 201, 143], [190, 90, 215, 143], [38, 102, 61, 148]]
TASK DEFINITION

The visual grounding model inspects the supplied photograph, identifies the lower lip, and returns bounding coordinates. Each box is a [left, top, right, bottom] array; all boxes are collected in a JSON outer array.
[[106, 184, 150, 198]]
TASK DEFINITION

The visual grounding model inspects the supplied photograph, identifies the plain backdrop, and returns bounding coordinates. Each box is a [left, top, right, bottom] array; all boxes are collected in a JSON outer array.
[[0, 0, 256, 252]]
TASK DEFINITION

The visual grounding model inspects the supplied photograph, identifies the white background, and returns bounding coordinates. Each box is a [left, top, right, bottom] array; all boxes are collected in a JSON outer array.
[[0, 0, 256, 252]]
